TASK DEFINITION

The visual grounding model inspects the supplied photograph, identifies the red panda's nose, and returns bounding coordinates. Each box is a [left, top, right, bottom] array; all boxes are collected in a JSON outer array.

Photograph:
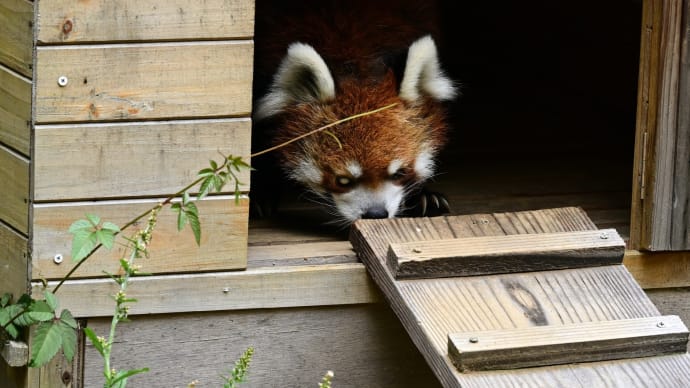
[[362, 207, 389, 219]]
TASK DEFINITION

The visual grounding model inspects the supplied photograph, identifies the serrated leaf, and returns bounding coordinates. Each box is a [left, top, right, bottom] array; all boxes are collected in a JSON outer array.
[[213, 175, 226, 192], [43, 291, 58, 311], [199, 176, 213, 199], [176, 207, 188, 231], [101, 221, 121, 233], [185, 203, 201, 245], [210, 159, 218, 170], [83, 327, 105, 357], [60, 309, 77, 329], [95, 229, 116, 250], [17, 294, 32, 306], [85, 213, 101, 227], [1, 293, 10, 307], [58, 319, 77, 362], [0, 308, 20, 338], [170, 202, 181, 212], [29, 321, 63, 368], [68, 219, 93, 234], [198, 167, 215, 176], [182, 191, 190, 205], [71, 230, 98, 262]]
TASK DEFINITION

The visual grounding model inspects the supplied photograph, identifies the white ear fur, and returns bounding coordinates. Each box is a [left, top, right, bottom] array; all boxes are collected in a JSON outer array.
[[255, 43, 336, 120], [399, 36, 457, 103]]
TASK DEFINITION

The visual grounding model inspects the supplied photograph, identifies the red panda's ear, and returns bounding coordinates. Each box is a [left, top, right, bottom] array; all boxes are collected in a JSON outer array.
[[255, 43, 335, 120], [399, 36, 457, 104]]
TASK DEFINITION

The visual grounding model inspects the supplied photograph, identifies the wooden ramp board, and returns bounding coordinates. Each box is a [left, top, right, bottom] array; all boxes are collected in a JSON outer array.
[[350, 207, 690, 387], [388, 229, 625, 279]]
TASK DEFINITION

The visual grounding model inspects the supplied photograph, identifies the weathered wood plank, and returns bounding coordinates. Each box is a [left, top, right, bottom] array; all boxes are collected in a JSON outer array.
[[388, 229, 625, 279], [36, 0, 254, 43], [32, 263, 378, 317], [82, 306, 438, 388], [0, 0, 33, 77], [624, 250, 690, 289], [0, 145, 29, 234], [32, 196, 249, 280], [448, 315, 688, 372], [34, 118, 251, 201], [631, 0, 686, 250], [1, 341, 28, 367], [350, 207, 689, 387], [35, 41, 253, 123], [0, 221, 29, 297], [0, 64, 31, 156]]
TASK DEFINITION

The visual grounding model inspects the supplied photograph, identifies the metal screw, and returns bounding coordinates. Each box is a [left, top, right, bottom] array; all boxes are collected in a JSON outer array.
[[222, 287, 230, 293], [53, 254, 64, 264], [657, 321, 666, 328], [57, 76, 69, 87], [412, 248, 422, 254], [469, 337, 479, 343], [599, 232, 609, 240]]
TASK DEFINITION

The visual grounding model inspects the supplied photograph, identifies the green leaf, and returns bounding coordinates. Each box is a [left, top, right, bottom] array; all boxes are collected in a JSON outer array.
[[176, 207, 188, 231], [1, 293, 10, 307], [60, 309, 77, 329], [199, 176, 213, 199], [68, 219, 93, 234], [110, 368, 150, 386], [210, 159, 218, 170], [101, 221, 121, 233], [85, 213, 101, 227], [0, 308, 20, 339], [185, 203, 201, 245], [71, 230, 98, 262], [44, 291, 58, 311], [95, 229, 116, 250], [29, 321, 63, 368], [83, 327, 105, 357], [182, 191, 191, 205], [58, 318, 77, 363]]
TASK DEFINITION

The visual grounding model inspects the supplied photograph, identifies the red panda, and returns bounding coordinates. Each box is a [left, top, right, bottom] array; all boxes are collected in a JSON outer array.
[[252, 0, 457, 224]]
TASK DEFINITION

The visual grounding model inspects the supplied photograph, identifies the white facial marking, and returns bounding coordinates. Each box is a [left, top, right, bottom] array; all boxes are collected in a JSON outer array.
[[332, 182, 405, 222], [346, 161, 363, 178], [387, 159, 404, 176], [414, 148, 436, 179], [289, 158, 322, 188]]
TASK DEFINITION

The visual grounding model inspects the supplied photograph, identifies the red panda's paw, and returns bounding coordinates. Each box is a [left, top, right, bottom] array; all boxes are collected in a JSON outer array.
[[402, 189, 451, 218]]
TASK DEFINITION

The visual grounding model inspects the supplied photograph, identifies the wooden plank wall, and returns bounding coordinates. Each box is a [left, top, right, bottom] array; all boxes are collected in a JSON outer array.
[[29, 0, 255, 279], [631, 0, 690, 250]]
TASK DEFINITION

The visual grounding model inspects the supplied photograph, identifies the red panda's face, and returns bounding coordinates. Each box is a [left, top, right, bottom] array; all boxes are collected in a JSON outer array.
[[255, 36, 456, 223]]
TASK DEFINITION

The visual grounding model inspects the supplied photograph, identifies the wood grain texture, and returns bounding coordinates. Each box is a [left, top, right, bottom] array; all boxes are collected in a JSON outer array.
[[82, 306, 440, 388], [0, 0, 33, 77], [0, 222, 29, 298], [0, 64, 31, 156], [32, 263, 378, 317], [1, 341, 28, 367], [388, 229, 625, 279], [647, 288, 690, 330], [350, 207, 690, 387], [0, 145, 29, 234], [31, 196, 249, 280], [35, 41, 253, 123], [34, 118, 251, 201], [449, 315, 688, 372], [36, 0, 254, 43], [631, 0, 687, 250]]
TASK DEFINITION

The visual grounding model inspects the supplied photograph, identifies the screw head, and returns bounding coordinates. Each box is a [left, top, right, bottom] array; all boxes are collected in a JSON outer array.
[[657, 321, 666, 328], [57, 76, 69, 87], [222, 287, 230, 293], [469, 337, 479, 343], [412, 248, 422, 254], [53, 254, 64, 264], [599, 232, 609, 240]]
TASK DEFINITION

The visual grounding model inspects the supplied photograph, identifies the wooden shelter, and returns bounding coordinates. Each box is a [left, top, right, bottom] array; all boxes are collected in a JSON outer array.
[[1, 0, 690, 386]]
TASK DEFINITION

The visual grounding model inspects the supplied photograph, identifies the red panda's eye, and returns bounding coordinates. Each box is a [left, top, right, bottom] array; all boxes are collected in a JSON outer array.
[[336, 176, 355, 188], [390, 168, 408, 181]]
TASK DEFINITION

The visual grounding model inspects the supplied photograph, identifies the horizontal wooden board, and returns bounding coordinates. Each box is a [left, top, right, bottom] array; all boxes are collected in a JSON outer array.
[[31, 196, 249, 280], [0, 64, 31, 156], [0, 222, 29, 298], [35, 41, 253, 123], [82, 306, 437, 387], [0, 145, 29, 234], [37, 0, 254, 43], [34, 118, 251, 201], [388, 229, 625, 279], [32, 263, 378, 317], [0, 0, 33, 77], [448, 315, 689, 372]]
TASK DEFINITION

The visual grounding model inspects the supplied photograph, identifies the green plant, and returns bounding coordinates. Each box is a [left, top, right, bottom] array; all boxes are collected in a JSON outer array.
[[221, 347, 255, 388]]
